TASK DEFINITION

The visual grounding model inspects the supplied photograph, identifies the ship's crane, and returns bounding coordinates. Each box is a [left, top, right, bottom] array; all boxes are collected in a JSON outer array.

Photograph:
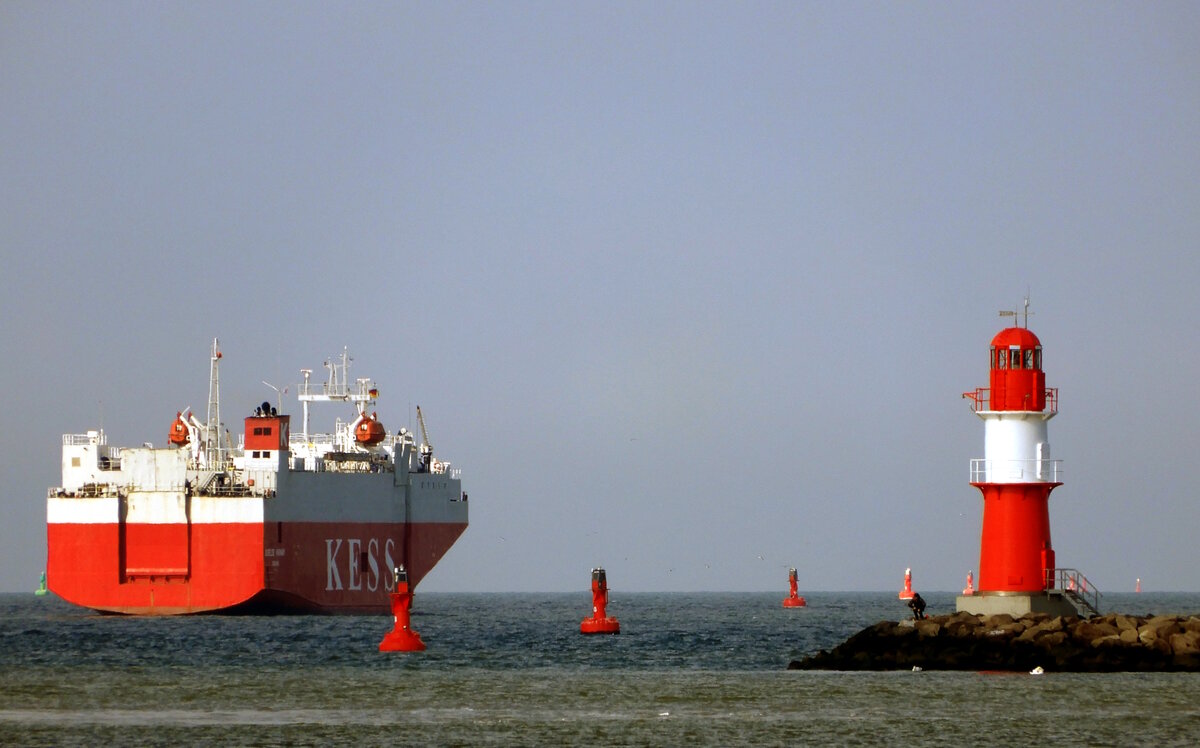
[[416, 405, 434, 471]]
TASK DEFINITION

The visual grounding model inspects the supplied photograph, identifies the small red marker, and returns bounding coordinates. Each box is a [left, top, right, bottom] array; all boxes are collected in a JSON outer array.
[[899, 567, 914, 600], [580, 567, 620, 635], [379, 566, 426, 652], [782, 567, 806, 608]]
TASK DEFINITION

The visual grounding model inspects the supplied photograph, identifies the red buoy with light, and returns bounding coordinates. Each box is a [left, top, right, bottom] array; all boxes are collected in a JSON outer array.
[[962, 570, 975, 596], [782, 567, 807, 608], [580, 567, 620, 635], [379, 565, 425, 652], [898, 567, 914, 600]]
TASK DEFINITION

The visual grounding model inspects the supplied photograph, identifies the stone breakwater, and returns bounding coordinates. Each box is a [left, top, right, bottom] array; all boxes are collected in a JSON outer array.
[[789, 612, 1200, 672]]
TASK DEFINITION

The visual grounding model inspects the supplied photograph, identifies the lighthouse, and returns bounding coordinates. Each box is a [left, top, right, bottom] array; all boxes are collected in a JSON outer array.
[[956, 303, 1081, 617]]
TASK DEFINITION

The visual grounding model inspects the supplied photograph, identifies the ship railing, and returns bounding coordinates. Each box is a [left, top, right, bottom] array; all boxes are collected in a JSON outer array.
[[298, 381, 352, 399], [63, 432, 107, 446], [48, 478, 266, 498], [201, 483, 258, 497], [434, 465, 461, 480], [1046, 568, 1101, 617], [969, 458, 1062, 483], [48, 484, 123, 499], [290, 433, 336, 447], [962, 387, 1058, 414]]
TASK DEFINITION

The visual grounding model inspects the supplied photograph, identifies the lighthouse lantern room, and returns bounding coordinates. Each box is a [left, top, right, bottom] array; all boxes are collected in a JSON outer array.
[[956, 301, 1098, 618]]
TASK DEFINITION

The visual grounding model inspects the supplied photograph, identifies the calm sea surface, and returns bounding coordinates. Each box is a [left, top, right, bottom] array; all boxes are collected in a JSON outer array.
[[2, 591, 1198, 746]]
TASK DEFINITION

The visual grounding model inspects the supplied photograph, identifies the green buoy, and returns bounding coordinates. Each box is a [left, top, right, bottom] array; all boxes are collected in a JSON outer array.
[[34, 571, 48, 596]]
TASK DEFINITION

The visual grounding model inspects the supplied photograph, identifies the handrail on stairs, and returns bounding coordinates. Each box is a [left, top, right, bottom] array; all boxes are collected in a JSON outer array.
[[1045, 567, 1101, 617]]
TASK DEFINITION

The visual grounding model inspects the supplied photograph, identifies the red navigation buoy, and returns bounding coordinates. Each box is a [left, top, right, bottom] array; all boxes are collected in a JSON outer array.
[[898, 567, 914, 600], [580, 567, 620, 635], [782, 567, 807, 608], [379, 566, 425, 652], [962, 570, 975, 596]]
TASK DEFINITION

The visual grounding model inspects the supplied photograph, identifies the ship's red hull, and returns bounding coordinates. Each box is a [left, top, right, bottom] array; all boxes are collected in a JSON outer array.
[[47, 520, 466, 614]]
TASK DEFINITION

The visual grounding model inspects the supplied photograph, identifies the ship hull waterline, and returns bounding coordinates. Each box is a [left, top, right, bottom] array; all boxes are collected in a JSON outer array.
[[47, 520, 467, 615]]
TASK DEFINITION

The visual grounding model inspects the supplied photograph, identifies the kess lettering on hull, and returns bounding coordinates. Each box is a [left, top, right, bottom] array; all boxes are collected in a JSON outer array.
[[325, 537, 399, 592]]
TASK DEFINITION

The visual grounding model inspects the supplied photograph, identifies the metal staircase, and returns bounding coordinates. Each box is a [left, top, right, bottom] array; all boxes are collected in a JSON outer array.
[[1046, 568, 1101, 617]]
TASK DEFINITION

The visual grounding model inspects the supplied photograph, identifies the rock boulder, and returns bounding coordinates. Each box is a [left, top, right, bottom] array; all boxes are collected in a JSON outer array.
[[788, 612, 1200, 672]]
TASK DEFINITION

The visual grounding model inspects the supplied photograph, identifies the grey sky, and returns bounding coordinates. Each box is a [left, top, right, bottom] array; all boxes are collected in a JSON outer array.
[[2, 3, 1198, 595]]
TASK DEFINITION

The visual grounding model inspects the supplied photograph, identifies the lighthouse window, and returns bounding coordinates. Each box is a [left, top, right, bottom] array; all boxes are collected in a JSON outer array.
[[996, 349, 1006, 369], [1024, 349, 1034, 369], [1009, 349, 1021, 369], [1035, 348, 1042, 370]]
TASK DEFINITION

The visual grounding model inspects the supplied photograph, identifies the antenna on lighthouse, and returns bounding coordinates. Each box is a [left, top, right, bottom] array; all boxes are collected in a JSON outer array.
[[999, 295, 1034, 328]]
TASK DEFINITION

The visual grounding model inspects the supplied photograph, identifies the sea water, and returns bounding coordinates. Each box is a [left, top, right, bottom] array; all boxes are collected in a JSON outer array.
[[2, 591, 1198, 746]]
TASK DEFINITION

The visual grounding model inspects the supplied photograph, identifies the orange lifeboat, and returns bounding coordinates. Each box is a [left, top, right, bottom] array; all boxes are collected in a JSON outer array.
[[168, 412, 190, 446], [356, 412, 386, 445]]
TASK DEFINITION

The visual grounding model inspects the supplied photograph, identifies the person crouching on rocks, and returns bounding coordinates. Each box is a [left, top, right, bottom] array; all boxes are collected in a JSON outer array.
[[908, 592, 927, 620]]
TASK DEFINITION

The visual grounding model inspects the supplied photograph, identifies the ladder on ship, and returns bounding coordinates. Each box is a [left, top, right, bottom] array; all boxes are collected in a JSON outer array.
[[1046, 568, 1101, 617]]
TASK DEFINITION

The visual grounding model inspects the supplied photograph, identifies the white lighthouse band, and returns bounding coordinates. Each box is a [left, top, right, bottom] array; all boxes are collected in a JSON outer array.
[[971, 408, 1062, 484]]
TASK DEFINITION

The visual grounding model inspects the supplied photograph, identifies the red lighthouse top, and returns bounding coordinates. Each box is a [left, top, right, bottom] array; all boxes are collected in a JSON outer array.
[[987, 326, 1047, 411]]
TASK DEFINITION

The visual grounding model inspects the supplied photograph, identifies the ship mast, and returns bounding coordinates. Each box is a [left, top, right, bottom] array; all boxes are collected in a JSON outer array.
[[205, 338, 224, 467], [297, 348, 377, 446]]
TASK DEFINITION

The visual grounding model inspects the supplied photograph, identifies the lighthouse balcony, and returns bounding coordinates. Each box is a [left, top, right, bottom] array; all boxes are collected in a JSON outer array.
[[969, 458, 1062, 483], [963, 387, 1057, 414]]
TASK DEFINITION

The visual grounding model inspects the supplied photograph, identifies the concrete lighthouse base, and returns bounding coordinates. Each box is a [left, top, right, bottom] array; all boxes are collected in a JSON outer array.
[[956, 591, 1080, 618]]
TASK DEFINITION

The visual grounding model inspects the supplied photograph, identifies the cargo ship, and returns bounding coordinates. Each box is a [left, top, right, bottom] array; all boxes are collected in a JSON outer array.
[[46, 340, 468, 614]]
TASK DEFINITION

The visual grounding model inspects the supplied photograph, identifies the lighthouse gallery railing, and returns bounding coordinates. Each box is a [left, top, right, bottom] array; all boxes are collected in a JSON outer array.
[[962, 387, 1058, 413], [969, 458, 1063, 483]]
